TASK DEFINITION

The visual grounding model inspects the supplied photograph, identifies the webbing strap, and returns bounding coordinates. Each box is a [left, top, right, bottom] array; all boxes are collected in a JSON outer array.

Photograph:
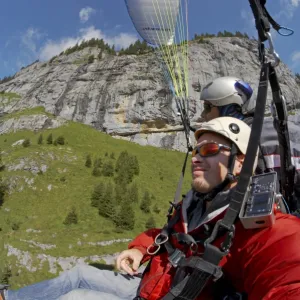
[[269, 65, 296, 210], [161, 63, 270, 300], [218, 62, 269, 230]]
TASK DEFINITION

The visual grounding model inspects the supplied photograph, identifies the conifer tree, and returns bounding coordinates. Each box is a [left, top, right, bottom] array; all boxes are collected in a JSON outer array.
[[94, 157, 102, 168], [55, 136, 65, 145], [37, 134, 43, 145], [140, 191, 151, 213], [47, 133, 53, 144], [102, 161, 114, 177], [128, 182, 139, 203], [103, 182, 116, 219], [0, 178, 7, 207], [0, 152, 5, 172], [92, 166, 102, 177], [85, 154, 92, 168], [115, 183, 128, 203], [63, 207, 78, 225], [115, 202, 135, 230], [91, 182, 105, 208], [99, 182, 115, 218]]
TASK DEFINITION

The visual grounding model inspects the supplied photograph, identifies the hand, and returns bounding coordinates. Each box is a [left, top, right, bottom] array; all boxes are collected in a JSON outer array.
[[116, 249, 143, 275]]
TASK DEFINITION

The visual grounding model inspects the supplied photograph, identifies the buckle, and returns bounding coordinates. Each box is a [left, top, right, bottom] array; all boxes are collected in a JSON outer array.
[[168, 249, 185, 268], [204, 220, 235, 254]]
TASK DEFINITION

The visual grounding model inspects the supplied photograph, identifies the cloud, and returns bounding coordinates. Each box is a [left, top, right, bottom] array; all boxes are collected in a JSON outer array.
[[291, 51, 300, 69], [240, 9, 256, 37], [79, 7, 96, 23], [39, 26, 137, 61], [21, 27, 44, 56], [277, 0, 299, 19]]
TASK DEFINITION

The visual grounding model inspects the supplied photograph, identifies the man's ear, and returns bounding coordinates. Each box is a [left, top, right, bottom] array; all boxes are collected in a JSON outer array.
[[235, 154, 245, 175], [236, 154, 245, 163]]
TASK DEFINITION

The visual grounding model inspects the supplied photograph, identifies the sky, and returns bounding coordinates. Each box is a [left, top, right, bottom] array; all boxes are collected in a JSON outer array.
[[0, 0, 299, 79]]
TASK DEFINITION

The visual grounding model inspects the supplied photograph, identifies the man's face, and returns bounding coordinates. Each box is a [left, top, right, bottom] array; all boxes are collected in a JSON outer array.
[[191, 132, 243, 193], [201, 101, 220, 122]]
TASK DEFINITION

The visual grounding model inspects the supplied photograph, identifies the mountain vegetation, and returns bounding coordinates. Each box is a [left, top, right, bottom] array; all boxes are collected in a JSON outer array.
[[0, 107, 191, 288]]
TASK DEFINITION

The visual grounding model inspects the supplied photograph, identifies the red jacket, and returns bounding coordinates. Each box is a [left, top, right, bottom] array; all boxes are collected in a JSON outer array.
[[129, 204, 300, 300]]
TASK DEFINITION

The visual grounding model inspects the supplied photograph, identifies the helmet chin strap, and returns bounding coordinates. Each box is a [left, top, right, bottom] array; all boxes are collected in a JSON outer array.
[[203, 144, 238, 202]]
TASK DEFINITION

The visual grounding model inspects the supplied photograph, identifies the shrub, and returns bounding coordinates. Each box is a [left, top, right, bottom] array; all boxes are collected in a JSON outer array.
[[85, 154, 92, 168], [46, 133, 53, 144], [88, 55, 94, 64], [63, 207, 78, 225], [37, 134, 43, 145], [22, 138, 31, 147], [55, 136, 65, 145]]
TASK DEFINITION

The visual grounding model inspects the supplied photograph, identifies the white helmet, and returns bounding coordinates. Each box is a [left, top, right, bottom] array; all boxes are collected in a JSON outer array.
[[200, 76, 254, 112], [194, 117, 252, 155]]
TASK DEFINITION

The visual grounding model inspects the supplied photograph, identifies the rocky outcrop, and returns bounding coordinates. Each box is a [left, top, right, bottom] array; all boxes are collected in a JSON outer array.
[[0, 38, 299, 151]]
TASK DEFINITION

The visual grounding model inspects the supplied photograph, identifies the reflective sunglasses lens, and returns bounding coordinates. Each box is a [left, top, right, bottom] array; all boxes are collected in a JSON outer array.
[[199, 143, 220, 156], [192, 148, 198, 157]]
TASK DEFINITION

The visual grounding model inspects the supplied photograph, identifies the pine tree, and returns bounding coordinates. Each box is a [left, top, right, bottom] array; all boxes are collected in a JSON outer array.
[[128, 182, 139, 203], [103, 182, 116, 219], [47, 133, 53, 144], [63, 207, 78, 225], [85, 154, 92, 168], [91, 182, 105, 208], [0, 152, 5, 172], [145, 216, 156, 229], [55, 136, 65, 145], [94, 157, 102, 168], [37, 134, 43, 145], [99, 182, 115, 218], [92, 166, 102, 177], [0, 178, 7, 207], [102, 161, 114, 177], [115, 183, 128, 203], [115, 202, 135, 230], [140, 191, 151, 213]]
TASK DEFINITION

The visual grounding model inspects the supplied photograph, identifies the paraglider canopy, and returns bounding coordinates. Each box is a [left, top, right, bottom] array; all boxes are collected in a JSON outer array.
[[125, 0, 180, 46]]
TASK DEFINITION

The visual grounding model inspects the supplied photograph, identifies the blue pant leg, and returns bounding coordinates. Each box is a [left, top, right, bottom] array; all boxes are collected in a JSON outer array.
[[59, 289, 131, 300], [7, 265, 140, 300]]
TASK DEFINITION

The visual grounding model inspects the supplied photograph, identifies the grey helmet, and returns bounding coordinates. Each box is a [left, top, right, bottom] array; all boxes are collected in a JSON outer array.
[[200, 76, 254, 114]]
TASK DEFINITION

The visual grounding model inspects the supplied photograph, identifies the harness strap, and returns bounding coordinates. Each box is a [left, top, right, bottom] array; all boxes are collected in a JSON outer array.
[[269, 65, 296, 210], [162, 63, 270, 300]]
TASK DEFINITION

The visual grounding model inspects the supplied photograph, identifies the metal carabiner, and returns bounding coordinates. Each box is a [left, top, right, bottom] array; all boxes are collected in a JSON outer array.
[[278, 26, 294, 37], [146, 232, 169, 256], [155, 232, 169, 245], [147, 243, 161, 255], [266, 32, 280, 68]]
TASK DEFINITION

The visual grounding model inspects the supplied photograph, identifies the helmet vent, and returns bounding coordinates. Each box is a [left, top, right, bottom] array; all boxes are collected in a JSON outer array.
[[229, 123, 240, 134]]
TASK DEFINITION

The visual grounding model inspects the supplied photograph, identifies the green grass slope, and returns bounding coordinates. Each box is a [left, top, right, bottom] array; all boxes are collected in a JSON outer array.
[[0, 110, 192, 288]]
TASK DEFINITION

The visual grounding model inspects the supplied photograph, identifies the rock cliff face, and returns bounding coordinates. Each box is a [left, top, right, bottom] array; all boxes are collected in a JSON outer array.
[[0, 37, 299, 151]]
